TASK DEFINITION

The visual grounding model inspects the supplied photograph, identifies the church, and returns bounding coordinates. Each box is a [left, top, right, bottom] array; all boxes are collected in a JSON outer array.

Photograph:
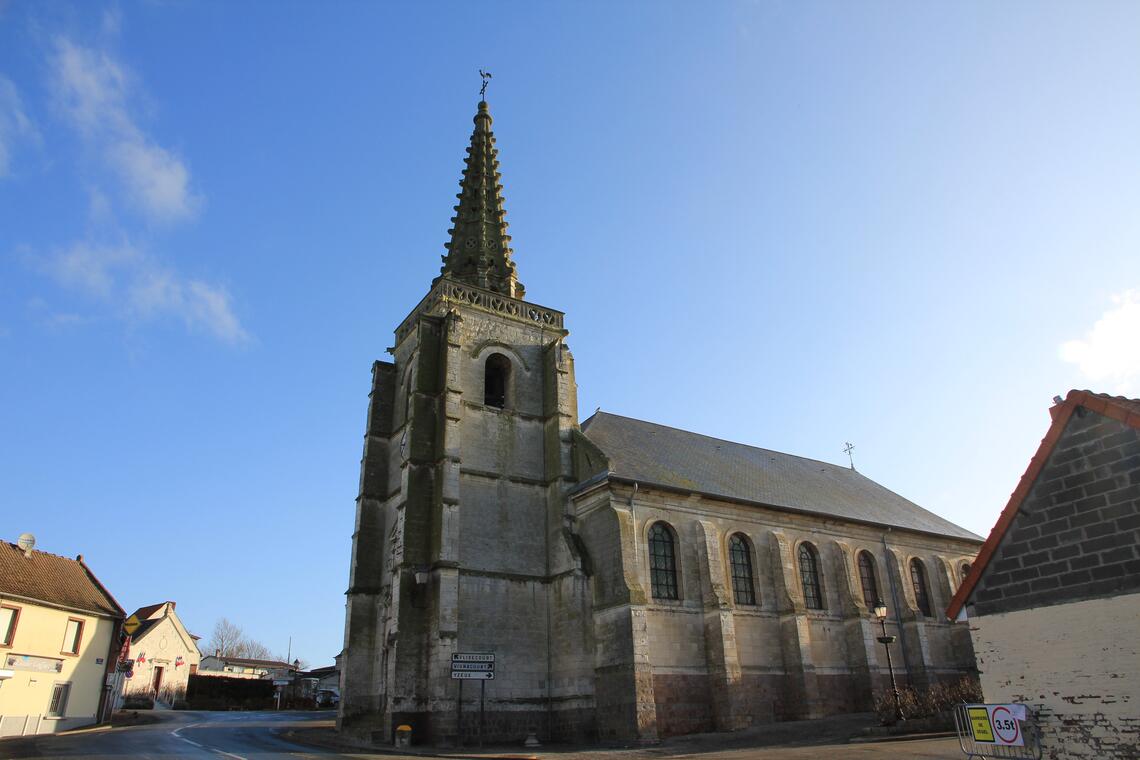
[[339, 98, 982, 745]]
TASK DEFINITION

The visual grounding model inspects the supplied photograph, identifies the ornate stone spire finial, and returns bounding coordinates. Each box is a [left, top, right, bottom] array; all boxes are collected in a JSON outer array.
[[433, 96, 525, 299]]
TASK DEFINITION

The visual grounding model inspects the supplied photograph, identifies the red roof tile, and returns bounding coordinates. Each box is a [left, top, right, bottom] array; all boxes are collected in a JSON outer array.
[[0, 542, 124, 618]]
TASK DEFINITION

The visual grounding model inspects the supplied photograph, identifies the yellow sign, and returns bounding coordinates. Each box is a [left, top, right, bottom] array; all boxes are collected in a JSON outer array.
[[968, 707, 995, 742], [123, 614, 141, 635]]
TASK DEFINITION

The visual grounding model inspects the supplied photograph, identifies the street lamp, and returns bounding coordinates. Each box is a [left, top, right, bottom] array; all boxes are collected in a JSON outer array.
[[873, 599, 905, 723]]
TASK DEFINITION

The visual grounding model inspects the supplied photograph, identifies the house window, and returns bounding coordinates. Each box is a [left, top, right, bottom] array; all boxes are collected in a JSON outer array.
[[48, 683, 71, 718], [0, 605, 19, 647], [798, 543, 824, 610], [648, 522, 679, 600], [484, 353, 511, 408], [910, 558, 932, 617], [857, 551, 879, 607], [61, 618, 84, 655], [728, 533, 757, 605]]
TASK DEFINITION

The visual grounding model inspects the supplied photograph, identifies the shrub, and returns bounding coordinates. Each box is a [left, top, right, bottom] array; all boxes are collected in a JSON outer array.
[[122, 694, 155, 710], [874, 675, 981, 724]]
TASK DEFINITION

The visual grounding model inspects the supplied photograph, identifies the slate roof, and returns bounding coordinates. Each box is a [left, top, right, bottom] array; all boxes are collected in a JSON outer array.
[[129, 618, 161, 643], [946, 389, 1140, 619], [580, 412, 981, 541], [0, 541, 124, 617]]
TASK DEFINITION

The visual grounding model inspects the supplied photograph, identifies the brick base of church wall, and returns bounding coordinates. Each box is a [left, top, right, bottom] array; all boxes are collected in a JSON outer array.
[[653, 670, 874, 733], [740, 673, 781, 724], [546, 705, 597, 742], [812, 673, 864, 715], [392, 703, 594, 746], [652, 674, 714, 736]]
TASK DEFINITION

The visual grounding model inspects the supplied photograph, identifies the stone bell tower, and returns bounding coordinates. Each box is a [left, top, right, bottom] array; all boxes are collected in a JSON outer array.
[[339, 100, 596, 745]]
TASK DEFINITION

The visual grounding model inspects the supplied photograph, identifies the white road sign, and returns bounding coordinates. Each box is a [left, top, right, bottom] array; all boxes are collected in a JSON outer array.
[[451, 652, 496, 680]]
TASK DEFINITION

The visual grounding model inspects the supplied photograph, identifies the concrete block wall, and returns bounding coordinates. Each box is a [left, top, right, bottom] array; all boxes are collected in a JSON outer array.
[[971, 409, 1140, 617]]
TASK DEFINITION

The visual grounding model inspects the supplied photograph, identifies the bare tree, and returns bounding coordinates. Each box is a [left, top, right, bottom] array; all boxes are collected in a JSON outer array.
[[206, 618, 276, 660], [206, 618, 245, 657]]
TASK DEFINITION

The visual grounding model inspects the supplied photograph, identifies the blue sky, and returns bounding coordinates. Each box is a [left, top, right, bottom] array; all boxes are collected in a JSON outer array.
[[2, 1, 1139, 666]]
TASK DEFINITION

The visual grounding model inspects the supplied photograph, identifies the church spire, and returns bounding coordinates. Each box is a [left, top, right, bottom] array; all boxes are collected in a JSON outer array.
[[434, 100, 525, 299]]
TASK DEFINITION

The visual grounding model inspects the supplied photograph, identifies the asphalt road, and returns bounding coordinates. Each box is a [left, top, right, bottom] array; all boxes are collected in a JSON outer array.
[[0, 710, 966, 759], [0, 711, 337, 759]]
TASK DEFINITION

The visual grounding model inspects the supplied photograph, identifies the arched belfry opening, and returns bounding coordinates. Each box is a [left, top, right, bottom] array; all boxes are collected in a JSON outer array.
[[484, 353, 511, 408]]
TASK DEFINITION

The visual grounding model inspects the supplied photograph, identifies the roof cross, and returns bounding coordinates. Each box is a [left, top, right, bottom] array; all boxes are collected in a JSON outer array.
[[479, 69, 492, 99], [843, 441, 856, 470]]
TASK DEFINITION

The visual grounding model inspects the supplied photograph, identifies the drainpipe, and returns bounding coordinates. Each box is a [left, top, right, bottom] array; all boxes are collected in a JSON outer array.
[[881, 529, 912, 686]]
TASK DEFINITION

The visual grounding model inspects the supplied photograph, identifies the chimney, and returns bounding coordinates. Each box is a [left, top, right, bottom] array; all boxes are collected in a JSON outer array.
[[215, 648, 221, 658]]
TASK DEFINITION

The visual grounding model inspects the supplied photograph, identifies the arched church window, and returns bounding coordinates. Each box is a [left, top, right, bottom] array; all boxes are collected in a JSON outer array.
[[798, 543, 824, 610], [910, 558, 932, 617], [484, 353, 511, 408], [728, 533, 757, 606], [857, 551, 879, 607], [960, 562, 972, 583], [648, 522, 679, 600]]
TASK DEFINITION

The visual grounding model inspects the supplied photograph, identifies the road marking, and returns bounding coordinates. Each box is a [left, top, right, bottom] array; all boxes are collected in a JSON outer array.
[[171, 722, 247, 759]]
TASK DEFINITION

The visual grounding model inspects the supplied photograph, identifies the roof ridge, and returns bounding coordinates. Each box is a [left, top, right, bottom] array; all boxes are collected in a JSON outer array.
[[590, 410, 854, 472], [3, 542, 84, 563]]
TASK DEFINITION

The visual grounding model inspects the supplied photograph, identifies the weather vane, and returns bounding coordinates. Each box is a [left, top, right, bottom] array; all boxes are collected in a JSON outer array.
[[479, 69, 492, 99], [843, 441, 856, 470]]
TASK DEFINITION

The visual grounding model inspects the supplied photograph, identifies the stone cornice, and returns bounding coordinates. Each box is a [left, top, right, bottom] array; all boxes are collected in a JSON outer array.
[[394, 278, 565, 347]]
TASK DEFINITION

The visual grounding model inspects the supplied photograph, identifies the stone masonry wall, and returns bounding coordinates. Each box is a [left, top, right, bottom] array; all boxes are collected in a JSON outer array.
[[574, 481, 980, 736], [971, 593, 1140, 759]]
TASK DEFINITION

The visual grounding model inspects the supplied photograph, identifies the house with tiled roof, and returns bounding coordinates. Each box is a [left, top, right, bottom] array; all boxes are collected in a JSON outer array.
[[946, 390, 1140, 760], [339, 98, 985, 745], [198, 653, 296, 681], [117, 601, 200, 707], [0, 536, 124, 737]]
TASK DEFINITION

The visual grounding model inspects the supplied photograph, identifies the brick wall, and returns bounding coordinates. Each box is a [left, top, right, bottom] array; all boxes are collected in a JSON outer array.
[[971, 593, 1140, 759], [971, 408, 1140, 617]]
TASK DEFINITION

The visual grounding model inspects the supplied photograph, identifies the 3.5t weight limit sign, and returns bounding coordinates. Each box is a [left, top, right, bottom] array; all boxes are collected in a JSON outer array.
[[451, 652, 495, 680]]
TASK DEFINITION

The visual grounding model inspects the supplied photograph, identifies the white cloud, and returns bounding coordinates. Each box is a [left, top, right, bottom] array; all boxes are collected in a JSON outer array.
[[0, 75, 37, 177], [1060, 290, 1140, 395], [48, 241, 140, 298], [42, 241, 248, 345], [51, 37, 199, 221]]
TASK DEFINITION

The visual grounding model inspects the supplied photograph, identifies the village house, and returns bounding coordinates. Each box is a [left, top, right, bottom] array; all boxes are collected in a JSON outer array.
[[0, 535, 124, 737], [117, 601, 201, 707], [197, 653, 296, 681], [947, 390, 1140, 760]]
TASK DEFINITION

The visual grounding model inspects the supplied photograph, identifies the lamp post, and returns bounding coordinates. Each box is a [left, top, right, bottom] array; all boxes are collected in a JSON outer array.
[[873, 599, 905, 723]]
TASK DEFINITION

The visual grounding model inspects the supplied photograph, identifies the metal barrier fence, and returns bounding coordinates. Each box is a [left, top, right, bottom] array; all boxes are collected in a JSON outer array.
[[953, 703, 1043, 759]]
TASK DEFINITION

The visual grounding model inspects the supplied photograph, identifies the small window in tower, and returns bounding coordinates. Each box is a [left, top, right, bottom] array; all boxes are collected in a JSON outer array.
[[484, 353, 511, 408]]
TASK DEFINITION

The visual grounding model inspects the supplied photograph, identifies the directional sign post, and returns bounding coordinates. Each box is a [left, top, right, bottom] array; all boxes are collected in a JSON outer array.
[[451, 653, 495, 748]]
